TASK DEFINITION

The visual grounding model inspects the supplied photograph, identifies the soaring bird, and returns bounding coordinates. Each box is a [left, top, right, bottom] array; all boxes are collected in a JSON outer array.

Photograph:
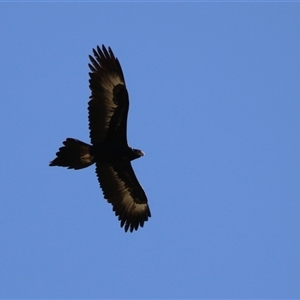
[[50, 45, 150, 232]]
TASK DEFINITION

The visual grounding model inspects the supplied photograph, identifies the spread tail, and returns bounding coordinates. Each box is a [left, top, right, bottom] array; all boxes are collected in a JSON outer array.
[[49, 138, 94, 170]]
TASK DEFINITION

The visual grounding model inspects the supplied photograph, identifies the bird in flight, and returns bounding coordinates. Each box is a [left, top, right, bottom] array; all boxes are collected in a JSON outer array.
[[50, 45, 150, 232]]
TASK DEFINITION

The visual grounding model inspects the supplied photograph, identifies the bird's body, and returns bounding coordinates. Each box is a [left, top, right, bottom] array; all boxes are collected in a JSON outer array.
[[50, 45, 150, 232]]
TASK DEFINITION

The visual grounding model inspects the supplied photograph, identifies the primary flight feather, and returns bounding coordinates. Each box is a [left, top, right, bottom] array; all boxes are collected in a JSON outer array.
[[50, 45, 150, 232]]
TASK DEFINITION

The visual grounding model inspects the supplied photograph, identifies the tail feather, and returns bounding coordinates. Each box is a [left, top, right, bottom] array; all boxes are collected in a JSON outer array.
[[50, 138, 94, 170]]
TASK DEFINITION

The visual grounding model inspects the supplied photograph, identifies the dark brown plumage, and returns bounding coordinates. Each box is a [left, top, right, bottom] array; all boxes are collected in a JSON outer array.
[[50, 45, 150, 232]]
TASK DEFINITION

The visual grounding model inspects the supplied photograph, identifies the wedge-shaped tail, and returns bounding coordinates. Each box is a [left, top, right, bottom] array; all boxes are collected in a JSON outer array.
[[50, 138, 94, 170]]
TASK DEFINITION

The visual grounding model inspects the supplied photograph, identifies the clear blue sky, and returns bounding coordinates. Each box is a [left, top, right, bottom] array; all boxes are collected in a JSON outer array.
[[1, 3, 299, 298]]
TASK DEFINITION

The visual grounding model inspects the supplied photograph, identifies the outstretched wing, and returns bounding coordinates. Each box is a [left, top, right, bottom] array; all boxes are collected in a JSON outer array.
[[88, 45, 129, 146], [96, 162, 151, 232]]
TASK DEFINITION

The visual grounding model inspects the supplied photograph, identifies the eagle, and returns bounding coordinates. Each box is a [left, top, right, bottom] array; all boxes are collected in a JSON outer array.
[[49, 45, 151, 232]]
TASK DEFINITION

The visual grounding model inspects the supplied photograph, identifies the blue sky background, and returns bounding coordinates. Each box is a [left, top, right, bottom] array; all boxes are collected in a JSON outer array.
[[1, 3, 300, 298]]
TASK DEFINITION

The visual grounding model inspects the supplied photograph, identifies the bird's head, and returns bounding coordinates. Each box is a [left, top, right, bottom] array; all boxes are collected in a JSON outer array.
[[132, 148, 145, 160]]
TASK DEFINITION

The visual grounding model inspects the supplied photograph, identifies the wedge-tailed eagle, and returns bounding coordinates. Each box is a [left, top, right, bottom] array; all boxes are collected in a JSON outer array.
[[50, 45, 150, 232]]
